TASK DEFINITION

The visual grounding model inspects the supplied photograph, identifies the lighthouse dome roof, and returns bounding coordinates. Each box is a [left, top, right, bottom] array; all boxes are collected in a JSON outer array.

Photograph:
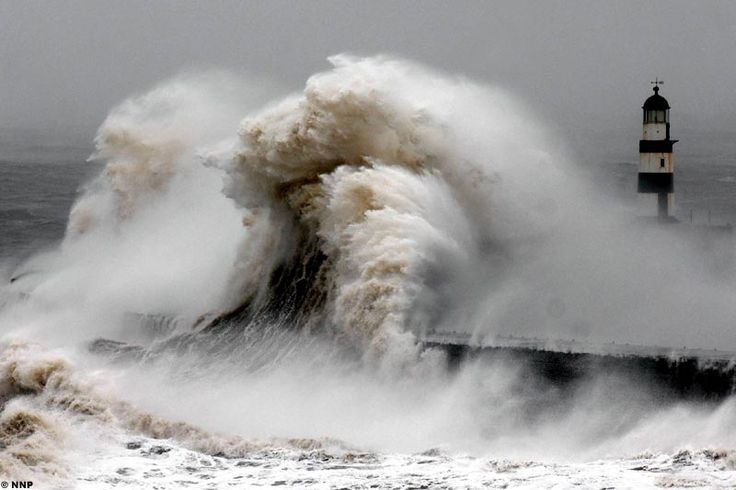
[[643, 86, 670, 110]]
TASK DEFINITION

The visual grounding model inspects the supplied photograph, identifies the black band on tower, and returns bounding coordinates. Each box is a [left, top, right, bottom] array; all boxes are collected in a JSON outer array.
[[638, 173, 674, 193], [639, 140, 674, 153]]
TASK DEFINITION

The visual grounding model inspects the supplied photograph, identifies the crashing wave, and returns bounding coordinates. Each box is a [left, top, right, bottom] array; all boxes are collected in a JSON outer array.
[[5, 55, 575, 365], [201, 55, 575, 361]]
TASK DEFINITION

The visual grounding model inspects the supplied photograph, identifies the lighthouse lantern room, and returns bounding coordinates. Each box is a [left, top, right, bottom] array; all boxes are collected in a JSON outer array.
[[638, 79, 677, 220]]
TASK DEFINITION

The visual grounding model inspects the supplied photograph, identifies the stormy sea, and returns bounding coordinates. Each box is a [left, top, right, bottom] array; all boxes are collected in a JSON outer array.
[[3, 56, 736, 489]]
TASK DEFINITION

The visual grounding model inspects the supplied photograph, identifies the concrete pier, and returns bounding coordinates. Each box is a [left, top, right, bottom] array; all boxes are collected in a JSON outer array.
[[422, 332, 736, 400]]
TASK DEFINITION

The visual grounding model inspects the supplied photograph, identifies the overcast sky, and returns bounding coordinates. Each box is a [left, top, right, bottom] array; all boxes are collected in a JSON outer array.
[[1, 0, 735, 146]]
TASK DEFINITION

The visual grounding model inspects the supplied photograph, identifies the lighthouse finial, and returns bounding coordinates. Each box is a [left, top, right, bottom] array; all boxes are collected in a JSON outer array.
[[651, 78, 664, 93]]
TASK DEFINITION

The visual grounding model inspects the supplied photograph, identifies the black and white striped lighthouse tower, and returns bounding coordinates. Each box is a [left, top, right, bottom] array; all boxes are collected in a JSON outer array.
[[638, 79, 678, 220]]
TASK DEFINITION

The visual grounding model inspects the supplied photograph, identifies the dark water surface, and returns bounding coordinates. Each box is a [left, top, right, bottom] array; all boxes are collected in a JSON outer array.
[[0, 159, 101, 261]]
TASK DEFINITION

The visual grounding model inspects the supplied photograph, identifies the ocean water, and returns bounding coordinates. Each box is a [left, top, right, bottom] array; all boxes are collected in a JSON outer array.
[[2, 56, 736, 489], [0, 160, 96, 261]]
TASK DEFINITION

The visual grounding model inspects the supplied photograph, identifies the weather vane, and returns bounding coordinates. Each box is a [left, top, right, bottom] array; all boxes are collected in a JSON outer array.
[[651, 78, 664, 87]]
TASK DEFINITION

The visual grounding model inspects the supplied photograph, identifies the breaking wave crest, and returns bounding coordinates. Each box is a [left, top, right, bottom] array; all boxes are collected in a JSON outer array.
[[16, 54, 580, 360], [208, 55, 579, 359]]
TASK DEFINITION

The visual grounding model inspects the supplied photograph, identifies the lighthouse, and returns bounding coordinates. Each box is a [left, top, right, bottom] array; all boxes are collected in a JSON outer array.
[[638, 79, 678, 220]]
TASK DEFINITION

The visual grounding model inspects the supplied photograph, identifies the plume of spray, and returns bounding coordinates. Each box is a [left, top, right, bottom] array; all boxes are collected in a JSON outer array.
[[0, 71, 278, 345], [216, 54, 587, 364]]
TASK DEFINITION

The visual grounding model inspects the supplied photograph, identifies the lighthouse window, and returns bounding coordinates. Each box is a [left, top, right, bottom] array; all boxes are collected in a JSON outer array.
[[645, 110, 667, 123], [660, 158, 665, 168]]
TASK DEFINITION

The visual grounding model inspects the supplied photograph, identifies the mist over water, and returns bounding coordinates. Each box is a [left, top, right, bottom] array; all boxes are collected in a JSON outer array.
[[2, 55, 736, 486]]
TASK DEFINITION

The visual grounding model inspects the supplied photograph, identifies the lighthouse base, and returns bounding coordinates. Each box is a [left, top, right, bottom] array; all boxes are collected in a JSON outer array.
[[638, 192, 675, 219]]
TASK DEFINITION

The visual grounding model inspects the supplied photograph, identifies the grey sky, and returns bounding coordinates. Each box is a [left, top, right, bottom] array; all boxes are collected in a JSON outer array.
[[1, 0, 735, 144]]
